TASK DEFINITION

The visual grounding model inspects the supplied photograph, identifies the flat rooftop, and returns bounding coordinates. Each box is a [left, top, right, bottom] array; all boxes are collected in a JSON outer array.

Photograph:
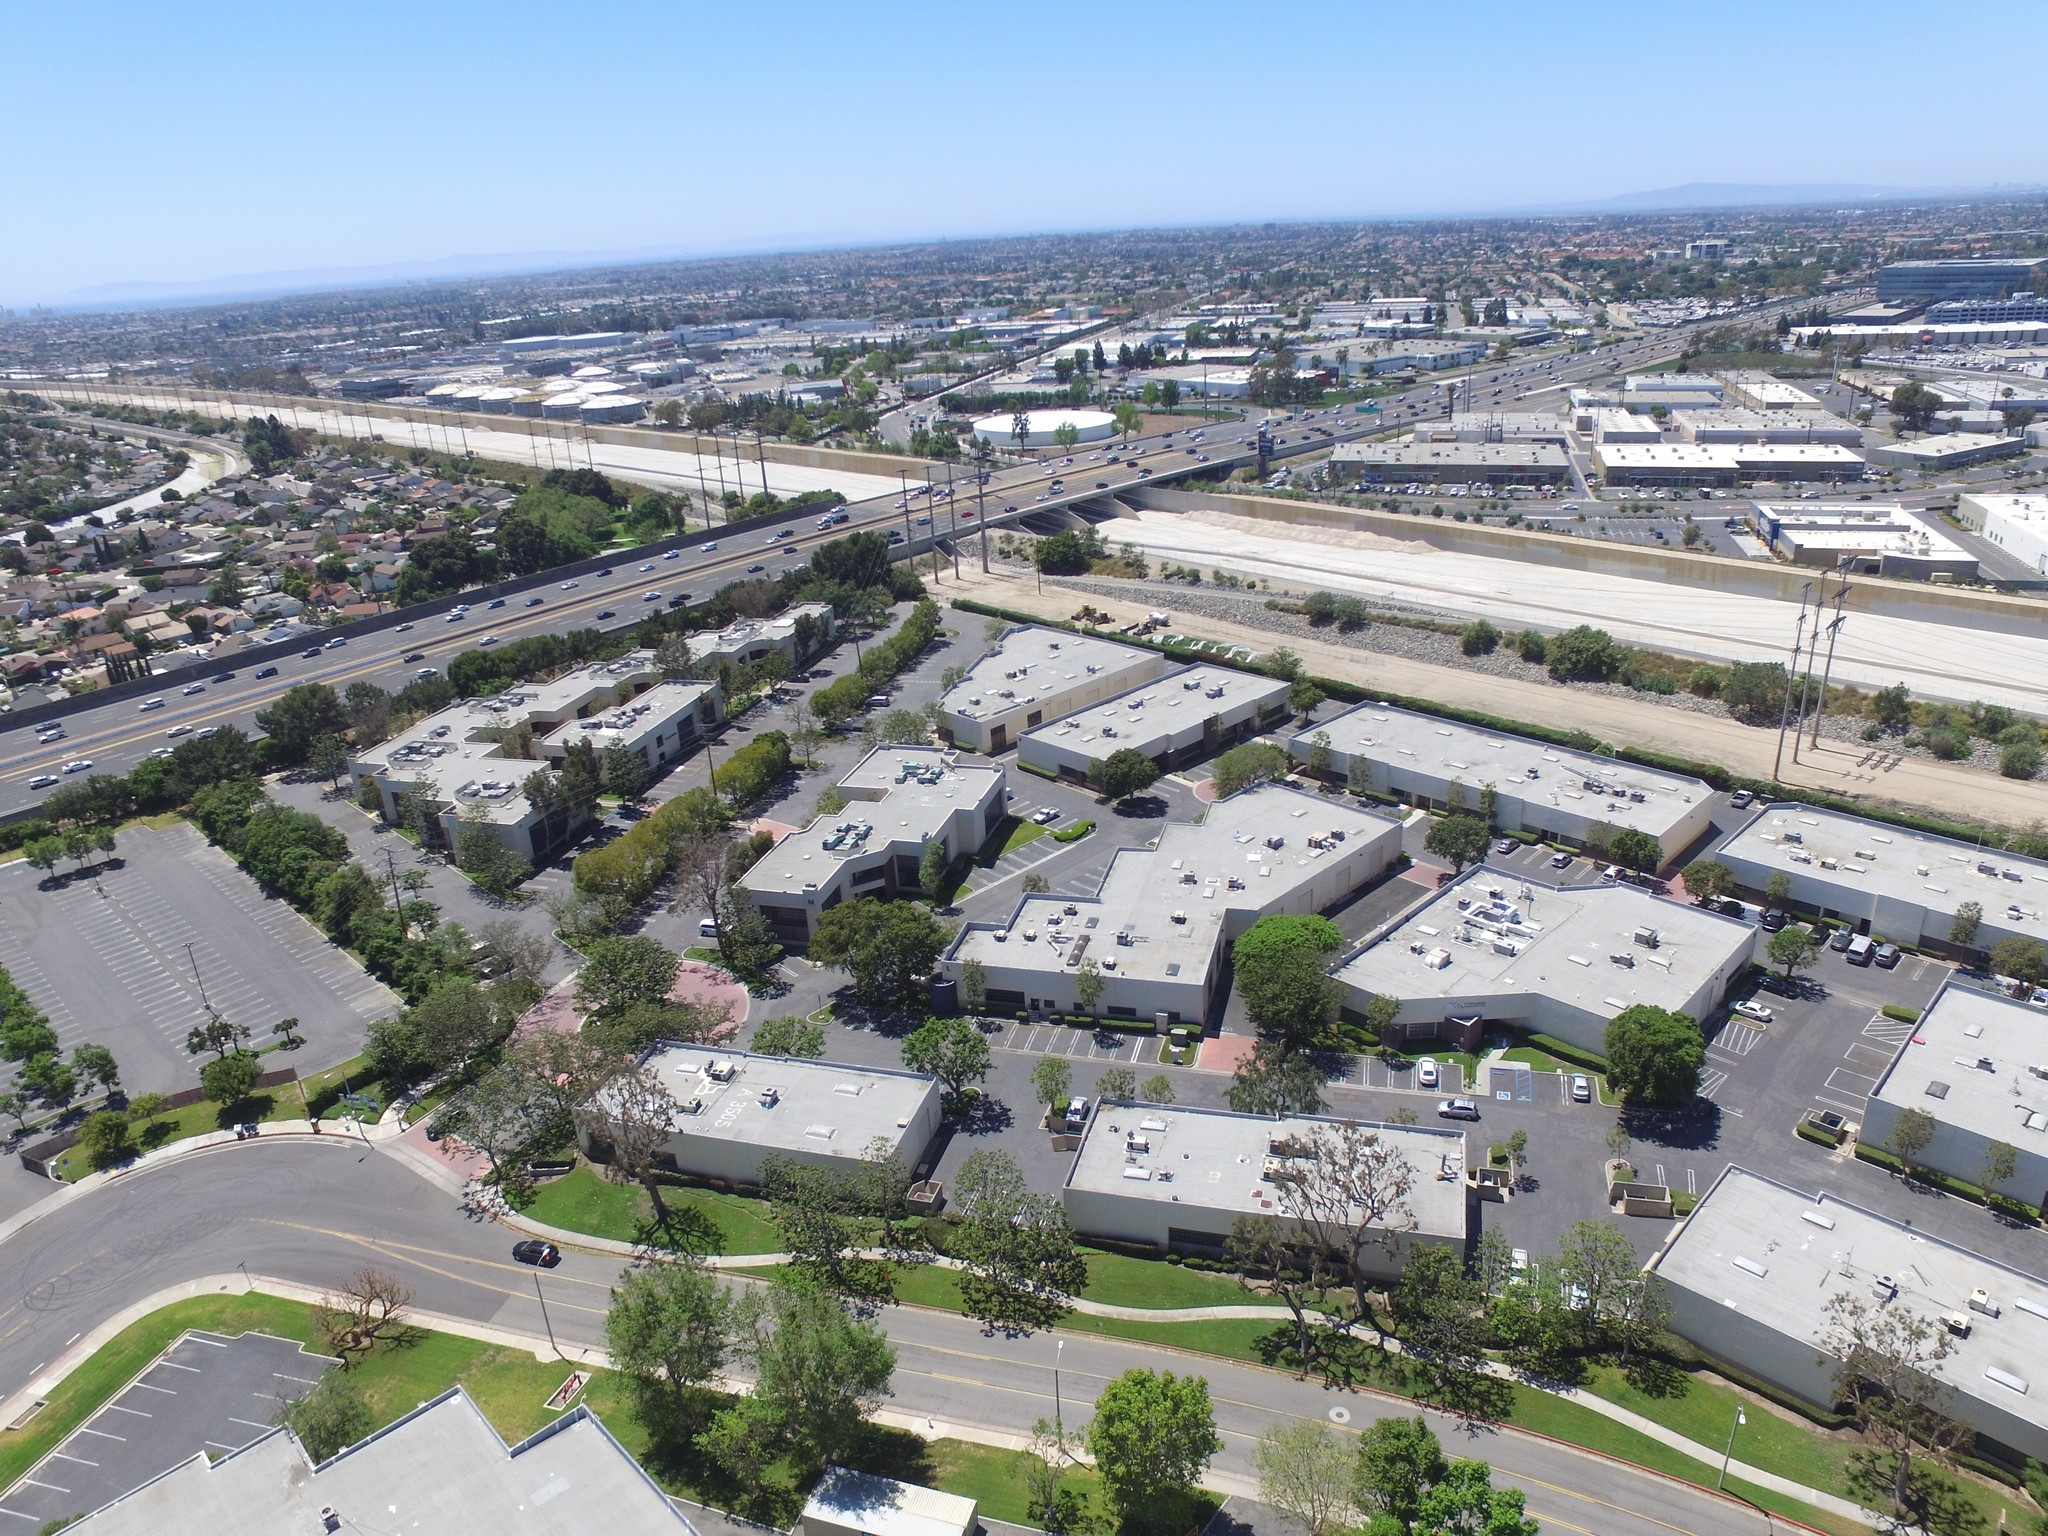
[[951, 785, 1398, 988], [1719, 803, 2048, 919], [1019, 664, 1287, 759], [1336, 869, 1750, 1020], [1331, 441, 1569, 469], [1065, 1101, 1468, 1240], [1870, 981, 2048, 1140], [1654, 1166, 2048, 1441], [1624, 373, 1725, 395], [803, 1467, 977, 1536], [1299, 701, 1713, 841], [686, 601, 833, 663], [1720, 371, 1822, 408], [743, 746, 1003, 900], [620, 1042, 936, 1158], [61, 1389, 686, 1536], [540, 678, 714, 755], [939, 626, 1159, 725]]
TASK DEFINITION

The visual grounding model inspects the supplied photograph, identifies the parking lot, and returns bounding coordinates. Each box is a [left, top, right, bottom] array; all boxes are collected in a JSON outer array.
[[0, 823, 398, 1096], [0, 1330, 333, 1528]]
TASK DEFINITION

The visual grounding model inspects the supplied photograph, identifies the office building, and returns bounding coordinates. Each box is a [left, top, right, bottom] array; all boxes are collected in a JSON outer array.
[[1291, 703, 1715, 858], [1866, 433, 2025, 473], [1749, 502, 1978, 579], [1926, 295, 2048, 324], [1877, 259, 2044, 305], [1676, 409, 1863, 446], [1327, 440, 1571, 487], [740, 746, 1006, 945], [685, 602, 834, 672], [1061, 1101, 1469, 1262], [580, 1042, 943, 1185], [1017, 663, 1290, 783], [946, 784, 1401, 1027], [1716, 803, 2048, 953], [350, 655, 722, 866], [1335, 869, 1755, 1055], [1591, 441, 1866, 487], [1583, 408, 1661, 445], [1623, 373, 1726, 401], [1862, 979, 2048, 1205], [1651, 1166, 2048, 1463], [52, 1387, 689, 1536], [1719, 371, 1822, 412], [936, 626, 1168, 754], [1958, 493, 2048, 575]]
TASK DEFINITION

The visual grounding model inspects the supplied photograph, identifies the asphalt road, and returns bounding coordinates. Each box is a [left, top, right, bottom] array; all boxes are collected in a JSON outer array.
[[0, 1141, 1780, 1535]]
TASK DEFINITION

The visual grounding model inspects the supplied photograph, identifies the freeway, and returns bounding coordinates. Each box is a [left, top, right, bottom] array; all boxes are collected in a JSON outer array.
[[0, 1141, 1782, 1536], [5, 297, 1840, 812]]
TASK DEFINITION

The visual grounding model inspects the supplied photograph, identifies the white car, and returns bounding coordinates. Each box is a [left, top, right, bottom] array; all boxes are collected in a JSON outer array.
[[139, 697, 165, 711], [62, 758, 93, 774], [479, 635, 499, 647], [28, 774, 59, 790], [639, 562, 655, 572], [182, 682, 205, 695], [1731, 999, 1775, 1024], [1416, 1057, 1440, 1089], [1031, 807, 1061, 825], [560, 580, 579, 590], [149, 746, 175, 759], [166, 724, 192, 738], [663, 549, 681, 560]]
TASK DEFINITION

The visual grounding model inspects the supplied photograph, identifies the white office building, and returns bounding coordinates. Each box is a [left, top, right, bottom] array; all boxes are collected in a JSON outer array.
[[1651, 1166, 2048, 1463], [1749, 502, 1979, 580], [1017, 664, 1290, 783], [1292, 703, 1714, 864], [1958, 493, 2048, 577], [946, 784, 1401, 1027], [1719, 371, 1823, 411], [1677, 410, 1864, 446], [740, 746, 1007, 945], [579, 1042, 944, 1185], [1716, 803, 2048, 953], [1335, 869, 1757, 1056], [1061, 1101, 1469, 1261], [685, 602, 835, 671], [936, 626, 1168, 754]]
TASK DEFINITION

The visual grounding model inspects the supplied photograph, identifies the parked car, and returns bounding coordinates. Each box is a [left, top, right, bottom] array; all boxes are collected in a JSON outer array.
[[1063, 1096, 1090, 1132], [512, 1240, 560, 1267], [1031, 807, 1061, 824], [1828, 926, 1855, 952], [1732, 999, 1775, 1023], [1874, 942, 1902, 969], [1730, 789, 1754, 809], [1760, 910, 1787, 932], [1494, 839, 1515, 855], [1416, 1058, 1440, 1089], [1549, 850, 1573, 868], [1570, 1074, 1592, 1103], [1437, 1098, 1480, 1121]]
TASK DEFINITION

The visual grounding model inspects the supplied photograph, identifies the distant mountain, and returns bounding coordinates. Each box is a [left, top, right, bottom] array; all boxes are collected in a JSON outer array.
[[1532, 180, 2047, 214]]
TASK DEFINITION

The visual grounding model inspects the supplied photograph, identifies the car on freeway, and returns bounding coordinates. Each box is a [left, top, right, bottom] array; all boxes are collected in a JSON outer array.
[[326, 636, 347, 648], [641, 590, 662, 603], [62, 758, 93, 774], [663, 549, 681, 560], [488, 597, 506, 609], [595, 609, 616, 620], [1095, 480, 1109, 489], [702, 543, 716, 552], [167, 724, 192, 738], [1731, 999, 1775, 1023], [28, 775, 58, 790], [778, 528, 794, 540], [446, 612, 463, 623], [1437, 1097, 1480, 1121], [1031, 807, 1061, 825], [1137, 467, 1152, 478], [511, 1240, 560, 1267], [301, 646, 323, 658], [1494, 838, 1515, 855], [415, 667, 438, 680], [196, 727, 218, 740], [1417, 1058, 1440, 1088], [149, 746, 175, 759], [139, 696, 165, 711], [402, 650, 426, 663], [183, 682, 205, 696], [639, 562, 656, 572], [746, 563, 765, 573], [524, 596, 544, 607], [597, 567, 613, 576], [396, 622, 414, 633], [255, 666, 278, 678], [560, 580, 579, 590], [1570, 1074, 1593, 1103], [916, 515, 931, 524], [480, 635, 500, 647], [211, 671, 236, 683]]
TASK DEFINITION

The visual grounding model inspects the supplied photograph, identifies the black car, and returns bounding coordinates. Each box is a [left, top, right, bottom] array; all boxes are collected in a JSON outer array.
[[402, 651, 426, 663], [300, 646, 322, 659], [512, 1240, 560, 1267], [597, 566, 613, 576], [211, 671, 236, 683], [746, 563, 766, 573], [596, 609, 616, 620], [1759, 910, 1787, 932], [524, 596, 544, 607], [255, 665, 278, 678]]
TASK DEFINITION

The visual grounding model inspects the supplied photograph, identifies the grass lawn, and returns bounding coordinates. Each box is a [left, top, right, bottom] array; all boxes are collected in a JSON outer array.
[[925, 1439, 1218, 1531], [50, 1084, 320, 1181], [1077, 1250, 1246, 1310], [972, 815, 1044, 865], [1497, 1044, 1606, 1096], [521, 1163, 784, 1255]]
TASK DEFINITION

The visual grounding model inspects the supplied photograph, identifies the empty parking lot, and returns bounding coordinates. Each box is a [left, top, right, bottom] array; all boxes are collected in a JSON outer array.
[[0, 823, 399, 1095]]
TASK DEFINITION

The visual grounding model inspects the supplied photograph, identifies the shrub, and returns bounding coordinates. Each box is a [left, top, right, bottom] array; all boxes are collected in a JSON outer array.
[[1797, 1119, 1844, 1148], [1881, 1004, 1922, 1024], [1686, 665, 1724, 698], [1515, 628, 1547, 663], [2001, 739, 2042, 780], [1458, 619, 1500, 657], [1051, 820, 1095, 843]]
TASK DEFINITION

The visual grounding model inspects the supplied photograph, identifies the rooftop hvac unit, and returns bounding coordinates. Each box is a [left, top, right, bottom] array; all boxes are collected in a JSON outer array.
[[1971, 1288, 2001, 1317], [678, 1097, 704, 1115], [1946, 1312, 1973, 1338], [706, 1060, 737, 1082]]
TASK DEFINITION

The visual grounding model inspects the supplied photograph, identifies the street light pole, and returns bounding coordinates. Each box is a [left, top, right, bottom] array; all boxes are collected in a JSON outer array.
[[184, 942, 214, 1018], [1717, 1405, 1746, 1489]]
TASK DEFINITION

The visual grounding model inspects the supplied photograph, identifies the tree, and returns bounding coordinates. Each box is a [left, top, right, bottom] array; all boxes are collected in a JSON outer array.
[[1030, 1055, 1073, 1116], [1424, 815, 1491, 874], [1887, 1106, 1937, 1175], [601, 743, 650, 803], [1981, 1138, 2019, 1199], [1355, 1415, 1447, 1533], [1721, 661, 1789, 724], [1254, 1422, 1356, 1536], [306, 734, 350, 790], [1392, 1246, 1495, 1411], [1210, 741, 1289, 797], [1097, 748, 1161, 802], [1820, 1289, 1961, 1512], [22, 837, 63, 877], [1232, 914, 1345, 1045], [1085, 1369, 1222, 1531], [440, 1063, 549, 1191], [185, 1015, 247, 1060], [1890, 380, 1943, 432], [1096, 1066, 1136, 1103], [1073, 956, 1105, 1015], [604, 1254, 732, 1424], [1228, 1038, 1326, 1117], [751, 1015, 827, 1058], [594, 1065, 682, 1222], [1950, 900, 1983, 948], [201, 1051, 262, 1108], [20, 1051, 76, 1107], [312, 1267, 414, 1359], [278, 1370, 373, 1463], [1765, 870, 1794, 915], [1140, 1073, 1175, 1104], [919, 839, 952, 900], [700, 1274, 895, 1484], [1682, 860, 1737, 904], [255, 683, 349, 765], [1603, 1005, 1703, 1105], [576, 936, 681, 1019], [1768, 923, 1822, 983], [1416, 1459, 1540, 1536], [1543, 625, 1624, 682], [959, 957, 988, 1016], [951, 1148, 1088, 1328], [1459, 619, 1500, 657], [75, 1108, 135, 1169], [761, 1143, 912, 1299], [1554, 1218, 1663, 1361], [452, 812, 529, 896], [69, 1042, 120, 1096], [1272, 1119, 1419, 1318], [1990, 935, 2048, 991], [808, 898, 954, 1011], [900, 1015, 992, 1104], [1608, 829, 1662, 875], [1288, 676, 1326, 719]]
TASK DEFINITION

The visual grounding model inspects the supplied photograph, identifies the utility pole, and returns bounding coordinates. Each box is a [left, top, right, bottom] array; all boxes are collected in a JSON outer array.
[[1772, 582, 1814, 784], [976, 468, 990, 573], [380, 847, 407, 935], [1808, 568, 1851, 750], [1789, 573, 1830, 765], [755, 430, 769, 499], [185, 941, 215, 1019]]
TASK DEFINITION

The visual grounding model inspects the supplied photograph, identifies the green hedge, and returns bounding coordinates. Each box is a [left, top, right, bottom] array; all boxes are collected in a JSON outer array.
[[1881, 1004, 1922, 1024], [1796, 1119, 1844, 1148], [1525, 1032, 1610, 1075], [1012, 759, 1060, 781], [1051, 820, 1095, 843]]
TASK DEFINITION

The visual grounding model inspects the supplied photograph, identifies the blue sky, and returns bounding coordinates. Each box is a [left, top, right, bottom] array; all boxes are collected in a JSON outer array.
[[6, 0, 2044, 306]]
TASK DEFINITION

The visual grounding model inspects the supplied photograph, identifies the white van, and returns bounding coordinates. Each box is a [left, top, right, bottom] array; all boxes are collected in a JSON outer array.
[[697, 916, 720, 940]]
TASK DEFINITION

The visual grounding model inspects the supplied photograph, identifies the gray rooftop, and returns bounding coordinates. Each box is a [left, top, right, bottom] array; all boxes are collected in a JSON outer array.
[[1336, 869, 1751, 1020], [1870, 981, 2048, 1141], [1330, 441, 1570, 469], [1064, 1101, 1469, 1240], [1019, 663, 1288, 759], [1654, 1166, 2048, 1442], [60, 1388, 688, 1536], [619, 1042, 938, 1160], [939, 626, 1160, 725]]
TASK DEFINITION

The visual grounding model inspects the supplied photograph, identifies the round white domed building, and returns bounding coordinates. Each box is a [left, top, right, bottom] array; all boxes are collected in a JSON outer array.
[[970, 407, 1117, 450]]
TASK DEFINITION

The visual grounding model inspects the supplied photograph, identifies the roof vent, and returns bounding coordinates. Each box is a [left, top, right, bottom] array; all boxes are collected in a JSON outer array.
[[1732, 1256, 1768, 1278], [1987, 1366, 2030, 1396]]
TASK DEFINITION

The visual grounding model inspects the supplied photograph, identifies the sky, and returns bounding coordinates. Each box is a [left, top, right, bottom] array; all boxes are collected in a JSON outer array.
[[6, 0, 2045, 308]]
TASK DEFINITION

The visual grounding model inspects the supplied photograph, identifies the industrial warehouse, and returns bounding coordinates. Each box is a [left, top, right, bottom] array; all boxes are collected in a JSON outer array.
[[936, 625, 1168, 753], [1016, 663, 1290, 782]]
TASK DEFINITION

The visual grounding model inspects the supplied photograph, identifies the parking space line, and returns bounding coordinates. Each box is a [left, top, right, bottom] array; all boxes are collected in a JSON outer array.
[[104, 1405, 150, 1418], [47, 1453, 97, 1467], [75, 1428, 125, 1442], [229, 1417, 273, 1431], [17, 1480, 69, 1496], [156, 1361, 201, 1373], [131, 1382, 176, 1395]]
